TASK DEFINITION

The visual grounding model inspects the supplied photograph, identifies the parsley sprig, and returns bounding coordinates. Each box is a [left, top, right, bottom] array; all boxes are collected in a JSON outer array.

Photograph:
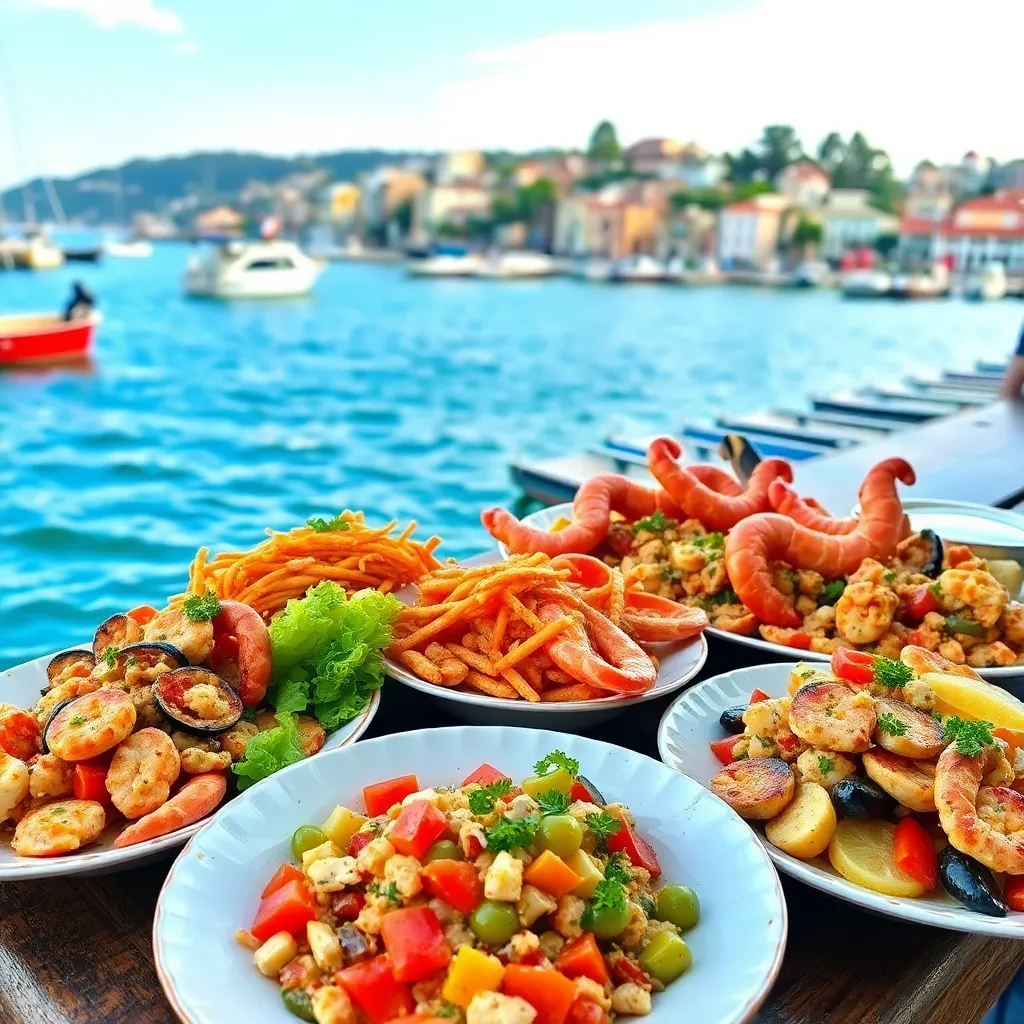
[[816, 755, 835, 775], [307, 513, 350, 533], [535, 790, 571, 815], [468, 779, 512, 816], [603, 854, 632, 886], [820, 579, 845, 605], [182, 590, 222, 622], [368, 881, 399, 905], [586, 811, 622, 853], [692, 532, 724, 553], [632, 511, 670, 535], [101, 645, 120, 670], [872, 656, 913, 690], [534, 751, 579, 778], [943, 716, 995, 757], [485, 816, 538, 853], [876, 712, 907, 737], [582, 877, 628, 929]]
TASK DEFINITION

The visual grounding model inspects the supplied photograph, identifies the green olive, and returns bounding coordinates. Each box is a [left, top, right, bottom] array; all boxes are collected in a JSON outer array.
[[537, 814, 584, 858], [638, 931, 692, 985], [522, 766, 574, 799], [656, 884, 700, 932], [423, 839, 462, 863], [290, 825, 327, 860], [588, 901, 632, 940], [281, 988, 316, 1021], [468, 900, 520, 946]]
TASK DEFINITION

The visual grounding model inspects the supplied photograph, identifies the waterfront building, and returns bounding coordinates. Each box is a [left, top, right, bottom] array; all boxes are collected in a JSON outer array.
[[817, 189, 899, 262], [435, 151, 485, 185], [717, 193, 788, 269], [322, 182, 361, 227], [413, 183, 493, 238], [991, 159, 1024, 192], [655, 203, 717, 262], [775, 161, 830, 209], [194, 206, 243, 239], [359, 167, 427, 230], [554, 181, 665, 259]]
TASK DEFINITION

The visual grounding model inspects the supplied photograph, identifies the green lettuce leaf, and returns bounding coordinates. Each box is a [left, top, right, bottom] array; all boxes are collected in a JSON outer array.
[[232, 711, 305, 790]]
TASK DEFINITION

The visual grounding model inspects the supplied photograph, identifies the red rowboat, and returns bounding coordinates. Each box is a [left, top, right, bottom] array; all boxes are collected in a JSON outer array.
[[0, 311, 100, 366]]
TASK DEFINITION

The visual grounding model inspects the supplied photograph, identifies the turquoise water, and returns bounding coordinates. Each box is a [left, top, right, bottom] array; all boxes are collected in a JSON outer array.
[[2, 244, 1021, 667]]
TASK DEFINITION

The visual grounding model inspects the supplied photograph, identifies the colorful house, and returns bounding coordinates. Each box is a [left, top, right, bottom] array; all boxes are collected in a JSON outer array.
[[718, 194, 788, 269], [775, 161, 830, 209]]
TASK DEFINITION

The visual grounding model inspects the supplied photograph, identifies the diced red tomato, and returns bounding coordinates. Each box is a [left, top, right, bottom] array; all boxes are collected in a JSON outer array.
[[71, 762, 109, 803], [831, 648, 877, 687], [1003, 876, 1024, 912], [776, 732, 801, 755], [261, 862, 305, 900], [892, 817, 938, 890], [570, 776, 605, 805], [389, 799, 448, 860], [607, 951, 651, 987], [250, 878, 317, 943], [567, 997, 611, 1024], [709, 734, 745, 766], [379, 907, 452, 983], [520, 951, 548, 967], [555, 933, 609, 985], [462, 763, 510, 787], [464, 832, 484, 859], [337, 954, 415, 1023], [749, 687, 770, 703], [205, 631, 240, 676], [422, 859, 483, 914], [787, 631, 812, 650], [0, 708, 40, 761], [348, 830, 374, 857], [330, 891, 366, 922], [363, 775, 419, 817], [278, 955, 316, 991], [503, 964, 577, 1024], [126, 604, 158, 626], [905, 584, 942, 620], [905, 628, 929, 648], [606, 808, 661, 877]]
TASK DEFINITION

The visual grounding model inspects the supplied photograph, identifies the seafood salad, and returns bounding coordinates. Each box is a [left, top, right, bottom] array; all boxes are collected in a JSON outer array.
[[709, 645, 1024, 916], [482, 439, 1024, 669], [241, 752, 699, 1023]]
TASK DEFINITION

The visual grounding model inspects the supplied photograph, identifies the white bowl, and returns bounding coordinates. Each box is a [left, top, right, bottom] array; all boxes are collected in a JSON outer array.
[[658, 662, 1024, 938], [154, 726, 787, 1024], [0, 649, 379, 879]]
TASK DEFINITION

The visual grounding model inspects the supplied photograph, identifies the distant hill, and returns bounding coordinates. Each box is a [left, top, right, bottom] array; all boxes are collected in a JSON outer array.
[[0, 149, 425, 224]]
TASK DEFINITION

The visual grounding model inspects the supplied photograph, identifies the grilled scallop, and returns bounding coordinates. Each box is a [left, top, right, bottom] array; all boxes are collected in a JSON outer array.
[[710, 757, 795, 820], [862, 748, 937, 813], [788, 664, 837, 697], [789, 682, 876, 753], [872, 695, 946, 759]]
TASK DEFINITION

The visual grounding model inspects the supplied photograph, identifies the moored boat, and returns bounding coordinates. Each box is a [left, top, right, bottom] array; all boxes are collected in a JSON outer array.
[[406, 244, 481, 278], [10, 232, 64, 271], [476, 250, 557, 278], [610, 253, 666, 283], [183, 240, 322, 299], [0, 284, 99, 366], [104, 239, 153, 259], [841, 269, 892, 298]]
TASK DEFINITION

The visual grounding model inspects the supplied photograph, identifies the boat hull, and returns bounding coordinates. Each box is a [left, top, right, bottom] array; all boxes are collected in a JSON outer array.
[[0, 315, 97, 365], [184, 267, 321, 299]]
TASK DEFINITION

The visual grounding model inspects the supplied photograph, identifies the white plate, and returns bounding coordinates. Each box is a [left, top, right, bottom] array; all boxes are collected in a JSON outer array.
[[505, 502, 1024, 681], [658, 662, 1024, 938], [0, 649, 379, 879], [154, 726, 787, 1024]]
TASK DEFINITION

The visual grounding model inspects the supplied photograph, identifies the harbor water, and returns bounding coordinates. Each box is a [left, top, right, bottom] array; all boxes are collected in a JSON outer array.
[[1, 243, 1021, 667]]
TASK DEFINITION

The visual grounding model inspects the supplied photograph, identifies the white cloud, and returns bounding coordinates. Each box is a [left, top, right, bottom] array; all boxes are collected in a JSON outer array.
[[173, 39, 198, 56], [29, 0, 182, 34]]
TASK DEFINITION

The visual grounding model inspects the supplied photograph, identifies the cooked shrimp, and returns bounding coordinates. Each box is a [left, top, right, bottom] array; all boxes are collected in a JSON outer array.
[[795, 749, 858, 791], [34, 678, 100, 726], [45, 689, 137, 762], [767, 479, 858, 534], [210, 600, 272, 707], [647, 437, 792, 532], [834, 581, 899, 645], [872, 695, 946, 759], [862, 749, 937, 812], [28, 753, 74, 799], [11, 799, 105, 857], [145, 607, 215, 664], [112, 772, 227, 848], [541, 601, 656, 694], [935, 740, 1024, 874], [0, 705, 41, 761], [936, 568, 1008, 629], [900, 645, 981, 681], [481, 474, 681, 556], [1000, 604, 1024, 647], [789, 682, 876, 752], [712, 606, 758, 635], [725, 458, 916, 627], [296, 715, 327, 758], [742, 697, 805, 762], [105, 727, 181, 819], [967, 642, 1019, 668], [0, 752, 30, 824]]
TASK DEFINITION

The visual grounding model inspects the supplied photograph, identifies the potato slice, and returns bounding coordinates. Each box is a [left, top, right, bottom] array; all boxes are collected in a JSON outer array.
[[765, 781, 836, 859], [873, 695, 945, 759], [709, 757, 795, 820], [789, 681, 875, 753]]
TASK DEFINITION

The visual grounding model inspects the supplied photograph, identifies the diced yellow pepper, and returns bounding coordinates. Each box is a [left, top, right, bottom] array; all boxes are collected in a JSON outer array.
[[521, 766, 574, 799], [550, 516, 572, 533], [441, 945, 506, 1008], [321, 805, 367, 850], [564, 848, 605, 899]]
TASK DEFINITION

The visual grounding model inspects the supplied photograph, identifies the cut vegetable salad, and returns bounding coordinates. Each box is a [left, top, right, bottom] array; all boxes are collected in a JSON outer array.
[[240, 751, 700, 1023]]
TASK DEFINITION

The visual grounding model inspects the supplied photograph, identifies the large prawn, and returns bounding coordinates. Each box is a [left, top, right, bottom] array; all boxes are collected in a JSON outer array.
[[725, 458, 915, 627], [935, 739, 1024, 875], [768, 480, 857, 534], [647, 437, 792, 532]]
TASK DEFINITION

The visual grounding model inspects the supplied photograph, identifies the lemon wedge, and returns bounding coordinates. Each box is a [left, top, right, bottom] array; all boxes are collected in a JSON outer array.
[[921, 671, 1024, 736], [828, 820, 928, 898]]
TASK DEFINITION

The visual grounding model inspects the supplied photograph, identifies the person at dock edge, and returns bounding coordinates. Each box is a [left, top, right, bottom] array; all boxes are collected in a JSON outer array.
[[999, 324, 1024, 398]]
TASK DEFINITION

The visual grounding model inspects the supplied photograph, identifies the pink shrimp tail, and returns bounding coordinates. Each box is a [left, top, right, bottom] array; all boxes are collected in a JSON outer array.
[[647, 437, 792, 531], [768, 479, 858, 535], [481, 508, 594, 555]]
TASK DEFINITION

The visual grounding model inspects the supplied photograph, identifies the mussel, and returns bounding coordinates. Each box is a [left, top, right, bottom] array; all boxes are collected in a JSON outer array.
[[152, 666, 243, 734]]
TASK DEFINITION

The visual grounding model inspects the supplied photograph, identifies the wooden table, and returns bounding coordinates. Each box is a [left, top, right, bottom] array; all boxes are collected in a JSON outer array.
[[790, 400, 1024, 512], [2, 637, 1021, 1024]]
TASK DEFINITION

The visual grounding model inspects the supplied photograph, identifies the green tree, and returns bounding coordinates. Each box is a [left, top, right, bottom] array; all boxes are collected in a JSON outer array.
[[389, 198, 413, 236], [757, 125, 803, 179], [817, 132, 846, 175], [588, 121, 621, 163], [733, 181, 775, 201], [670, 189, 726, 212], [792, 216, 823, 248], [874, 233, 899, 257]]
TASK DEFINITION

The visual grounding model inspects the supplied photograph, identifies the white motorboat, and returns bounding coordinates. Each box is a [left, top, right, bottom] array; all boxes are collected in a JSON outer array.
[[611, 254, 666, 283], [406, 253, 481, 277], [476, 251, 557, 279], [104, 239, 153, 258], [183, 240, 322, 299], [841, 269, 892, 298], [569, 258, 613, 282], [792, 260, 833, 288], [4, 231, 64, 271], [965, 262, 1008, 301]]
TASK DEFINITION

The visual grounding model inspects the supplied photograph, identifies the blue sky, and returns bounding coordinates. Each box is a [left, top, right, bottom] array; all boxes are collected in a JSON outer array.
[[1, 0, 1021, 188]]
